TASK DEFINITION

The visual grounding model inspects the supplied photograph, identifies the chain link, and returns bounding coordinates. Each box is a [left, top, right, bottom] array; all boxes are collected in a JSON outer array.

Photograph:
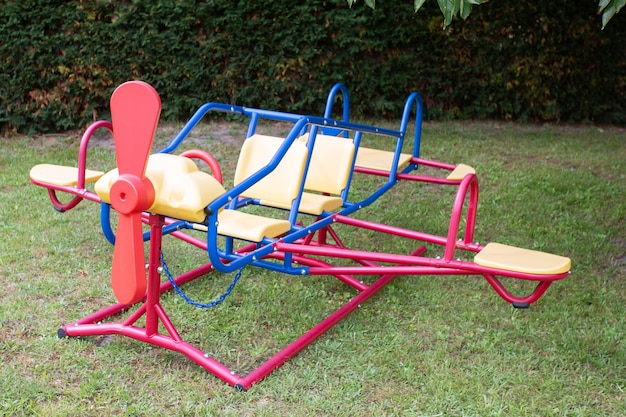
[[160, 252, 243, 309]]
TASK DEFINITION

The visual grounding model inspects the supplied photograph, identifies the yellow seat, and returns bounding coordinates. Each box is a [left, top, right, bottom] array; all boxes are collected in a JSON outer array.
[[95, 153, 225, 223], [30, 164, 104, 186], [299, 193, 345, 215], [257, 133, 355, 215], [216, 209, 291, 242], [446, 163, 476, 180], [215, 134, 308, 242], [354, 147, 412, 172], [298, 133, 355, 215], [263, 191, 344, 215], [233, 134, 308, 206], [474, 242, 571, 275]]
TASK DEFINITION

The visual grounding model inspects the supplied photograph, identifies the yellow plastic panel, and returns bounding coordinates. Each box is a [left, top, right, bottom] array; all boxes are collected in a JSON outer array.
[[95, 154, 225, 223], [94, 169, 116, 203], [150, 170, 225, 223], [474, 242, 571, 275], [234, 134, 308, 206], [446, 163, 476, 180], [355, 147, 412, 172], [30, 164, 104, 186], [96, 153, 197, 203], [217, 209, 291, 242]]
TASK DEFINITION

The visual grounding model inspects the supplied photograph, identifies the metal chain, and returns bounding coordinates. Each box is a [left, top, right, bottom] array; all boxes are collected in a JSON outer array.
[[160, 251, 243, 309]]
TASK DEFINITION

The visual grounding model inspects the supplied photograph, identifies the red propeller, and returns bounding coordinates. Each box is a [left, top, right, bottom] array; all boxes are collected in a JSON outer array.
[[109, 81, 161, 304]]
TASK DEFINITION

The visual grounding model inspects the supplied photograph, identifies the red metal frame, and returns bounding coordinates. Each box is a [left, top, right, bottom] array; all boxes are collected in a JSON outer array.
[[58, 206, 566, 390], [31, 120, 112, 212], [59, 212, 426, 390]]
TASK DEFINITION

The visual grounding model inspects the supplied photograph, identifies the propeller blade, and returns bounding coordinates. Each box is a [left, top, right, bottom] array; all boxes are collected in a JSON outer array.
[[110, 81, 161, 178], [108, 81, 161, 305], [111, 212, 146, 305]]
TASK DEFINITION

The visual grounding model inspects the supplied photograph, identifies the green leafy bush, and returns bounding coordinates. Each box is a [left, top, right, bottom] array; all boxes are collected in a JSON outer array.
[[1, 0, 624, 134]]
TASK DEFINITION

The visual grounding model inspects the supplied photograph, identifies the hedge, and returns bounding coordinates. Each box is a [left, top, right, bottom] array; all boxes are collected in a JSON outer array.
[[1, 0, 624, 134]]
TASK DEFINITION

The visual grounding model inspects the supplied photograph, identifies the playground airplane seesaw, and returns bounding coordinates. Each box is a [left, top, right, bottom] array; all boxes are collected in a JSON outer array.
[[30, 81, 571, 390]]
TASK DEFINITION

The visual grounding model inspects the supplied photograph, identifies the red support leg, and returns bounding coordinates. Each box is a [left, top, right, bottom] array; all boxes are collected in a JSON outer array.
[[144, 214, 163, 335]]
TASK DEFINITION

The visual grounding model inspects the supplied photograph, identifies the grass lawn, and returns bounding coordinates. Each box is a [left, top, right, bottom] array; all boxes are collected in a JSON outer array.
[[1, 120, 624, 416]]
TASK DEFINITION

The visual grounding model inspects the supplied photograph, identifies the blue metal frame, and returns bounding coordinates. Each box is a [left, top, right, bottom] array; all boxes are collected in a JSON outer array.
[[322, 83, 350, 137], [399, 91, 424, 173], [199, 115, 408, 273]]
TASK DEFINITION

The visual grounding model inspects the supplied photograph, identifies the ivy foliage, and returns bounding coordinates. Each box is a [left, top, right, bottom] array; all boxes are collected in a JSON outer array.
[[349, 0, 489, 27], [1, 0, 624, 134]]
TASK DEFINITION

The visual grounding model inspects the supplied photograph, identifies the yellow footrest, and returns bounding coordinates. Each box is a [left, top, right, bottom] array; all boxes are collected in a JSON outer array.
[[355, 147, 412, 172], [446, 164, 476, 180], [217, 209, 291, 242], [474, 242, 571, 275], [30, 164, 104, 186]]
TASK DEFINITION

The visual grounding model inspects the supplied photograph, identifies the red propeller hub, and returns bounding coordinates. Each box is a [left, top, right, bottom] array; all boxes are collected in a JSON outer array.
[[110, 174, 155, 215]]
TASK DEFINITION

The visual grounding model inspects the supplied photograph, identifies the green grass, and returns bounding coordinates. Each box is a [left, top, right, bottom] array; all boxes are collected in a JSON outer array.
[[1, 121, 624, 416]]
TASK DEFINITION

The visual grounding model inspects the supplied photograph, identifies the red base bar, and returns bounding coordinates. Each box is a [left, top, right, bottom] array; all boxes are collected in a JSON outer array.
[[61, 321, 240, 386], [60, 270, 400, 390]]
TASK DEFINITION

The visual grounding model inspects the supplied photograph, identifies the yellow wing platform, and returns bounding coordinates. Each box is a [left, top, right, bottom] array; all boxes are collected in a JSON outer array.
[[354, 148, 475, 181], [355, 147, 412, 171], [474, 242, 571, 275], [30, 164, 104, 186], [446, 163, 476, 180]]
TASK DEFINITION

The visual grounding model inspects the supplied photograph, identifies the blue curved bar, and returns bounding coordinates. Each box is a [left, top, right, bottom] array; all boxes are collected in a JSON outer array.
[[158, 102, 246, 154], [100, 202, 116, 245]]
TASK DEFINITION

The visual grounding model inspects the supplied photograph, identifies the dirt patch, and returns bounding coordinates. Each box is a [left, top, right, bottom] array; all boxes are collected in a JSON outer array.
[[29, 132, 81, 149], [19, 120, 626, 151]]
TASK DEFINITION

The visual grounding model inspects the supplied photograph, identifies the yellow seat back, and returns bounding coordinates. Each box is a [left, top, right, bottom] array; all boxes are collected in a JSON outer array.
[[234, 134, 308, 207], [300, 134, 355, 196]]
